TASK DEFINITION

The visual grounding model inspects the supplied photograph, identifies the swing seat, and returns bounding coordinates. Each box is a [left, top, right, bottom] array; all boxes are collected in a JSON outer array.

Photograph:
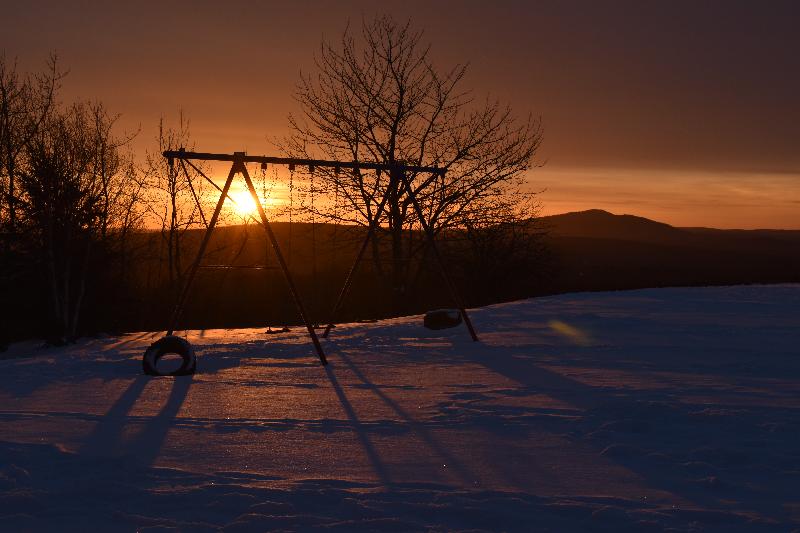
[[423, 309, 462, 330], [142, 336, 196, 376]]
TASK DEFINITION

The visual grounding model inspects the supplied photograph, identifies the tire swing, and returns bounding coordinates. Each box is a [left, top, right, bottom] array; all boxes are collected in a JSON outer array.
[[142, 158, 204, 376], [142, 335, 196, 376]]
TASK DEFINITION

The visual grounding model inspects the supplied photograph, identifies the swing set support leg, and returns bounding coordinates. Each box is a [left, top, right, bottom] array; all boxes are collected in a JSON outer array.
[[321, 184, 393, 338], [240, 161, 328, 365], [397, 169, 479, 342], [322, 167, 478, 343]]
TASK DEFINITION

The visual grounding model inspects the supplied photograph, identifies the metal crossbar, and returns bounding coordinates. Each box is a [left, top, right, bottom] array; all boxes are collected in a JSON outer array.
[[164, 149, 445, 175]]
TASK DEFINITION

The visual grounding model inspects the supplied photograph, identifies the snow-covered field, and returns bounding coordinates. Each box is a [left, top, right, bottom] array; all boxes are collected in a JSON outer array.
[[1, 285, 798, 531]]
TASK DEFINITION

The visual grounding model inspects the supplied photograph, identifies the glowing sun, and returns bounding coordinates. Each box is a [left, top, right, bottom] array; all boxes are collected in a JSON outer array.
[[230, 191, 259, 217]]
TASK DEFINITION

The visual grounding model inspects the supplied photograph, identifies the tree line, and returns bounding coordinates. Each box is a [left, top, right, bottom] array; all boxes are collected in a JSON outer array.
[[0, 54, 214, 345]]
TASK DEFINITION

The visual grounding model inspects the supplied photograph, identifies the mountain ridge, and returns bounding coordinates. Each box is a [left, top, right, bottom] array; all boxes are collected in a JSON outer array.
[[539, 209, 800, 244]]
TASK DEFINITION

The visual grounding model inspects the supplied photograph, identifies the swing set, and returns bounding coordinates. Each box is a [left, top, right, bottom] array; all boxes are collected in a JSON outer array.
[[143, 149, 479, 374]]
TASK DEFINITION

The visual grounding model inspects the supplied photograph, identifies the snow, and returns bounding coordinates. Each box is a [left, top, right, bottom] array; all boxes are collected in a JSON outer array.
[[1, 284, 798, 531]]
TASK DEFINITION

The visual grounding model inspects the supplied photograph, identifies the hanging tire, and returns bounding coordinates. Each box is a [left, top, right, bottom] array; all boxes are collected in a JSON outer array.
[[142, 336, 196, 376]]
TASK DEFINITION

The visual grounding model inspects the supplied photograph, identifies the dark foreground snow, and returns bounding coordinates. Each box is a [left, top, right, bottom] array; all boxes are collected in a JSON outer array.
[[1, 285, 798, 531]]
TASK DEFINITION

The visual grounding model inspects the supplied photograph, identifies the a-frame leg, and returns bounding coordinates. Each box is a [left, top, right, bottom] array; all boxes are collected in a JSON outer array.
[[321, 184, 393, 338], [397, 170, 479, 341], [167, 162, 238, 336], [240, 162, 328, 365]]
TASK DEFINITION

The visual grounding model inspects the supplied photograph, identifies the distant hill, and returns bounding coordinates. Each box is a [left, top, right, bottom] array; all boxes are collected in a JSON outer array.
[[167, 209, 799, 296], [541, 209, 686, 242], [542, 208, 800, 244], [682, 226, 800, 244], [123, 210, 797, 332], [539, 209, 800, 294]]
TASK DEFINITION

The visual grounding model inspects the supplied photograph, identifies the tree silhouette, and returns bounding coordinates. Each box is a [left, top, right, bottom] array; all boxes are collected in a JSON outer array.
[[16, 102, 140, 340], [0, 53, 63, 234], [282, 15, 542, 306], [144, 112, 210, 287]]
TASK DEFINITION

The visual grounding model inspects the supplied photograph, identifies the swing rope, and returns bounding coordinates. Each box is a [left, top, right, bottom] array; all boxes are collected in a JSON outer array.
[[256, 163, 290, 335], [310, 168, 320, 327], [287, 164, 294, 268], [266, 164, 296, 335]]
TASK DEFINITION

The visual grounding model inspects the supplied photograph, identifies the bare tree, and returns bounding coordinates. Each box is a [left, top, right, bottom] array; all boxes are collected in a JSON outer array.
[[144, 112, 209, 286], [282, 15, 542, 305], [87, 103, 147, 288], [16, 101, 139, 340], [0, 53, 63, 233]]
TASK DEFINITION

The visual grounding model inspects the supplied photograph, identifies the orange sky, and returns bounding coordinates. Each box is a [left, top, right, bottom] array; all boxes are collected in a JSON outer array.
[[534, 167, 799, 229], [4, 1, 799, 229]]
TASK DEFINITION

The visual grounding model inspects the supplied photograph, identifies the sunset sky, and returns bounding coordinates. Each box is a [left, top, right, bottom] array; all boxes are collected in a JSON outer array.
[[4, 0, 799, 228]]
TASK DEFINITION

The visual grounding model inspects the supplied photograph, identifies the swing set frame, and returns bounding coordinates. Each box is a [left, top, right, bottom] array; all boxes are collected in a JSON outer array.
[[160, 148, 479, 367]]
